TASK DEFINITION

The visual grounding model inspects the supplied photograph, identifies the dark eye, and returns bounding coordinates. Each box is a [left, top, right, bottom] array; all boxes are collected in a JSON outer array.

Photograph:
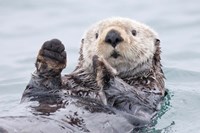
[[131, 30, 137, 36], [95, 33, 98, 39]]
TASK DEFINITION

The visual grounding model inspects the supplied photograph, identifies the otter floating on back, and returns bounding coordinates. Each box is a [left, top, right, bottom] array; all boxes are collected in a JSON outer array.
[[2, 17, 165, 132], [62, 17, 165, 116]]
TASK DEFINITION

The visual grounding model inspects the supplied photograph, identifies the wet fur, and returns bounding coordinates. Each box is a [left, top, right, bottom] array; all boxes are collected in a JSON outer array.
[[21, 17, 165, 129], [75, 17, 165, 95]]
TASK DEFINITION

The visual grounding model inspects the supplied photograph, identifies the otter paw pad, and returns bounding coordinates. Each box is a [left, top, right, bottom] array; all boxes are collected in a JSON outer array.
[[39, 39, 66, 63]]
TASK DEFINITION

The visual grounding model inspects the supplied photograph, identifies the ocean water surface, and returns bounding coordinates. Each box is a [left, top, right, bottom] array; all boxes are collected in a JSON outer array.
[[0, 0, 200, 132]]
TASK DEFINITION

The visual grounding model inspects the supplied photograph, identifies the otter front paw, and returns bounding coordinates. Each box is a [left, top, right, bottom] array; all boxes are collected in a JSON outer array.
[[36, 39, 67, 75], [92, 55, 117, 87], [92, 55, 118, 105]]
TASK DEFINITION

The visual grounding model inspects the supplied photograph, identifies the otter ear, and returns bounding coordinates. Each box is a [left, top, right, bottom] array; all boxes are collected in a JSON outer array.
[[81, 38, 84, 44], [153, 38, 161, 66], [155, 39, 160, 46], [73, 40, 84, 71]]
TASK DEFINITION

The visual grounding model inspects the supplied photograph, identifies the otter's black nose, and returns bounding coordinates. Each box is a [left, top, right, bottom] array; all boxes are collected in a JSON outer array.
[[105, 30, 123, 48]]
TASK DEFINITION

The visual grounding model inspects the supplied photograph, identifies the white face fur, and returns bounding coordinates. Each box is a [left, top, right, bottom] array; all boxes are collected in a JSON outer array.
[[81, 17, 159, 75]]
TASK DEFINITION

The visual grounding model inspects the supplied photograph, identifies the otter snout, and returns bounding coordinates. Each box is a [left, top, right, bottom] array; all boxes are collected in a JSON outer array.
[[105, 29, 123, 48]]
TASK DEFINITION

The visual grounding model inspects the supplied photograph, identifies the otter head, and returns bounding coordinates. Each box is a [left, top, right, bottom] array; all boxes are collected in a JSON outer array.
[[79, 17, 160, 76]]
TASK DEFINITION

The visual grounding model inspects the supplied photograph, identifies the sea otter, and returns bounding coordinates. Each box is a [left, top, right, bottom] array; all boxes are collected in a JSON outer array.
[[20, 17, 165, 131]]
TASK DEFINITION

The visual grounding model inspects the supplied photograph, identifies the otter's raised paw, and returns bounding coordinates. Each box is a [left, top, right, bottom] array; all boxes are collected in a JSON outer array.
[[36, 39, 67, 75], [40, 39, 66, 63]]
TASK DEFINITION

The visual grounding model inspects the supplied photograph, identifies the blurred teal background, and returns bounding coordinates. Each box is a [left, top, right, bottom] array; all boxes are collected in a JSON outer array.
[[0, 0, 200, 132]]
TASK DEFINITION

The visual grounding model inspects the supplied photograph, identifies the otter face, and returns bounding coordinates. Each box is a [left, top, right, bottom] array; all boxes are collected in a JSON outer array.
[[81, 17, 159, 74]]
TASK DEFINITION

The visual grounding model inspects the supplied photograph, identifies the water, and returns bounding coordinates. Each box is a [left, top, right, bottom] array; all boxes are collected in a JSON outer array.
[[0, 0, 200, 132]]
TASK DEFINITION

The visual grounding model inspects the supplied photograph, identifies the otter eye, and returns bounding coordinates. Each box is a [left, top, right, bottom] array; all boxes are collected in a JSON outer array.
[[131, 30, 137, 36], [95, 33, 98, 39]]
